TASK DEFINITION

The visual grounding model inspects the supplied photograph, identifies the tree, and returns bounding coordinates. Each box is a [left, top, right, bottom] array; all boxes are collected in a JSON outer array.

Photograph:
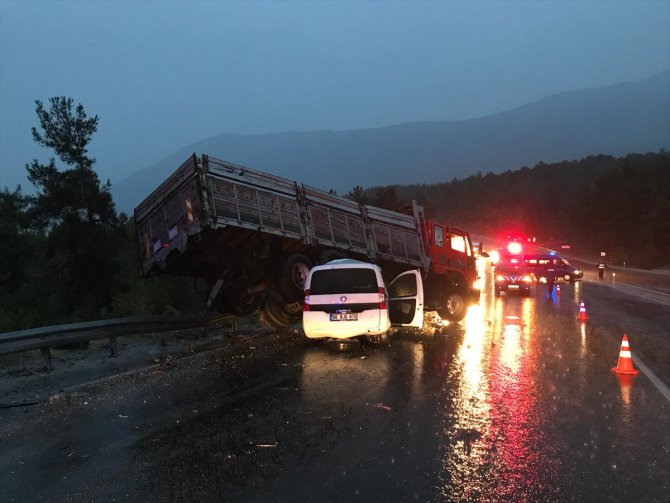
[[371, 185, 398, 210], [0, 187, 45, 330], [24, 97, 121, 323], [27, 97, 116, 227], [347, 185, 368, 205]]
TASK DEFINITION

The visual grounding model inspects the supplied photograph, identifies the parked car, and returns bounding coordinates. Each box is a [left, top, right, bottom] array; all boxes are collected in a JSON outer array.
[[302, 259, 424, 344], [494, 258, 534, 296], [523, 254, 583, 282]]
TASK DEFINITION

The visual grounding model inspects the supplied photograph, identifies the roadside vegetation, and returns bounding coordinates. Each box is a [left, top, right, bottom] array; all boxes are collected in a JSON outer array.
[[0, 98, 207, 331], [1, 97, 668, 331], [352, 151, 670, 270]]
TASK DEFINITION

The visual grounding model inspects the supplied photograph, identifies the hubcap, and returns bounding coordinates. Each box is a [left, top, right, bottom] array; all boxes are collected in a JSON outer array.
[[446, 293, 464, 315], [291, 262, 310, 289]]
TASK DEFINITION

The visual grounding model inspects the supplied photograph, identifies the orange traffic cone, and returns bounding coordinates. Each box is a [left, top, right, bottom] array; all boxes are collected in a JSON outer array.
[[556, 284, 561, 296], [577, 301, 588, 321], [611, 334, 639, 375]]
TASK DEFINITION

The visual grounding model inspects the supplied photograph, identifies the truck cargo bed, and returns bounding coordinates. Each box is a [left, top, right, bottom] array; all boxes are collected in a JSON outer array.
[[134, 154, 428, 278]]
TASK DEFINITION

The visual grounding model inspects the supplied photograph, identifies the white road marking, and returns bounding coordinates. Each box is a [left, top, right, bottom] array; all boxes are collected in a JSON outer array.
[[583, 278, 670, 307], [610, 283, 670, 297], [632, 354, 670, 403]]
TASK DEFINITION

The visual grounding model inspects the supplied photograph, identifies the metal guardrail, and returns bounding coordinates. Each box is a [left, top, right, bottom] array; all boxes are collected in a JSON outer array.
[[0, 314, 236, 371]]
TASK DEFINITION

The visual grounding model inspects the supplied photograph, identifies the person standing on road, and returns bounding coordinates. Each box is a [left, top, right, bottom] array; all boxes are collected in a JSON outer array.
[[597, 262, 607, 280], [545, 275, 555, 301]]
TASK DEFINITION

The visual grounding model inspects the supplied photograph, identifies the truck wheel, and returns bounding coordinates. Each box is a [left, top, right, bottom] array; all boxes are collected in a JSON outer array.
[[319, 249, 346, 264], [276, 253, 312, 302], [438, 290, 467, 322], [230, 292, 261, 316], [261, 296, 292, 330]]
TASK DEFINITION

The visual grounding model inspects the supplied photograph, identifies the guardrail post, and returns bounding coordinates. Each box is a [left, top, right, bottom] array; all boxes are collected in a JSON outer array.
[[109, 336, 119, 357], [40, 347, 53, 371]]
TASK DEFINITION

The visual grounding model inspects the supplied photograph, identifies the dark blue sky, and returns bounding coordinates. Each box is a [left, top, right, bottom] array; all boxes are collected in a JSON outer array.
[[1, 1, 668, 191]]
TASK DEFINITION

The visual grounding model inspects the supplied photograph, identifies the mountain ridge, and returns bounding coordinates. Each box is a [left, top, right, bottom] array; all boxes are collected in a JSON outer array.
[[114, 70, 670, 212]]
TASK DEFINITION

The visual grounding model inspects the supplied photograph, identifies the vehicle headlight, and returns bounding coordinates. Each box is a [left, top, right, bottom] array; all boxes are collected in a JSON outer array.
[[495, 275, 505, 282]]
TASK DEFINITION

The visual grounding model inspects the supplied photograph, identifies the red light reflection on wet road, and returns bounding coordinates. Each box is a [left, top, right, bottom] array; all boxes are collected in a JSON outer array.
[[440, 295, 560, 501]]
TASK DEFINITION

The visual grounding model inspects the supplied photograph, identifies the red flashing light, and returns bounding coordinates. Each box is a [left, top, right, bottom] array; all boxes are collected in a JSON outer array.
[[303, 289, 310, 311], [507, 242, 523, 255], [378, 287, 387, 309]]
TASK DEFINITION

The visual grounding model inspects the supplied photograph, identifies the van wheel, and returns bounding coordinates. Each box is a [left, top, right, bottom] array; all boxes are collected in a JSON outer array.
[[364, 331, 390, 347], [275, 253, 312, 302], [438, 290, 467, 322]]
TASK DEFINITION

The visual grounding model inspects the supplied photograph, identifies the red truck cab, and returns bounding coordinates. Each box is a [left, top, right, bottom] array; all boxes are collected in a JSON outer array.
[[423, 220, 479, 302]]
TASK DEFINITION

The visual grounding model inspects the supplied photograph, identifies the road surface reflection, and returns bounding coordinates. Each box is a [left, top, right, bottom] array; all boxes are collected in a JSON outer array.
[[440, 286, 560, 501]]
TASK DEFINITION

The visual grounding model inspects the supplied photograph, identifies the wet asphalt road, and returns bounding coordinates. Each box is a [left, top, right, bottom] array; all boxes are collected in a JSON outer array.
[[1, 262, 669, 502]]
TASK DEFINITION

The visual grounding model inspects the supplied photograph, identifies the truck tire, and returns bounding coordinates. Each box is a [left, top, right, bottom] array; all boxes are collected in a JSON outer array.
[[261, 296, 292, 330], [438, 289, 467, 322], [229, 291, 261, 316], [319, 249, 346, 264], [276, 253, 312, 302]]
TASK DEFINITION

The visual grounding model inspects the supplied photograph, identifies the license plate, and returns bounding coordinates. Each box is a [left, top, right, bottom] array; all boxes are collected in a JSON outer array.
[[330, 312, 358, 321], [508, 285, 520, 290]]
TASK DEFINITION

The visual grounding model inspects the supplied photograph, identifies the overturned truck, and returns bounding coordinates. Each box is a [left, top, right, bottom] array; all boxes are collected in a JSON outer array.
[[134, 154, 479, 329]]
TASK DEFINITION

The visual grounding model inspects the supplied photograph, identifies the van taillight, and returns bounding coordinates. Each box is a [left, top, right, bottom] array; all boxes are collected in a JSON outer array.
[[378, 287, 387, 309], [303, 289, 310, 311]]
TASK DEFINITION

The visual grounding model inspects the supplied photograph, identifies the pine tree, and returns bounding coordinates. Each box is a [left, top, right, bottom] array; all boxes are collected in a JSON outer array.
[[25, 97, 121, 322]]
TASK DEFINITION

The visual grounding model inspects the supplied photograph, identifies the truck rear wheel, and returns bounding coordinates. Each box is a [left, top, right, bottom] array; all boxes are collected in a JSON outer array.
[[438, 290, 467, 322], [230, 291, 261, 316], [275, 253, 312, 302], [261, 296, 292, 330]]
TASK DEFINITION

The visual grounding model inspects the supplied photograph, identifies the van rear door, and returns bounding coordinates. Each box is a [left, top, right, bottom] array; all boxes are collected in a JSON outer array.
[[388, 270, 424, 328]]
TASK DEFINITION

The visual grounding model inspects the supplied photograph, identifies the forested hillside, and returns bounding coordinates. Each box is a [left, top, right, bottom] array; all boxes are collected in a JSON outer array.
[[358, 151, 670, 268], [113, 70, 670, 212]]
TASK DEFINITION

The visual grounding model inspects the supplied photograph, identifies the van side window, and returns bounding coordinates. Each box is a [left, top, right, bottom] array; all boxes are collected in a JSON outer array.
[[389, 274, 417, 297], [434, 225, 444, 247]]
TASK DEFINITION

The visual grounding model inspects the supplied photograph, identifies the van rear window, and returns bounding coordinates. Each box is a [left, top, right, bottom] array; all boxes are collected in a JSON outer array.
[[310, 268, 379, 295]]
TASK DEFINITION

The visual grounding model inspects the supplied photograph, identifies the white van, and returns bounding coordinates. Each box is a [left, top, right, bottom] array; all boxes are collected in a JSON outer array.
[[302, 259, 424, 343]]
